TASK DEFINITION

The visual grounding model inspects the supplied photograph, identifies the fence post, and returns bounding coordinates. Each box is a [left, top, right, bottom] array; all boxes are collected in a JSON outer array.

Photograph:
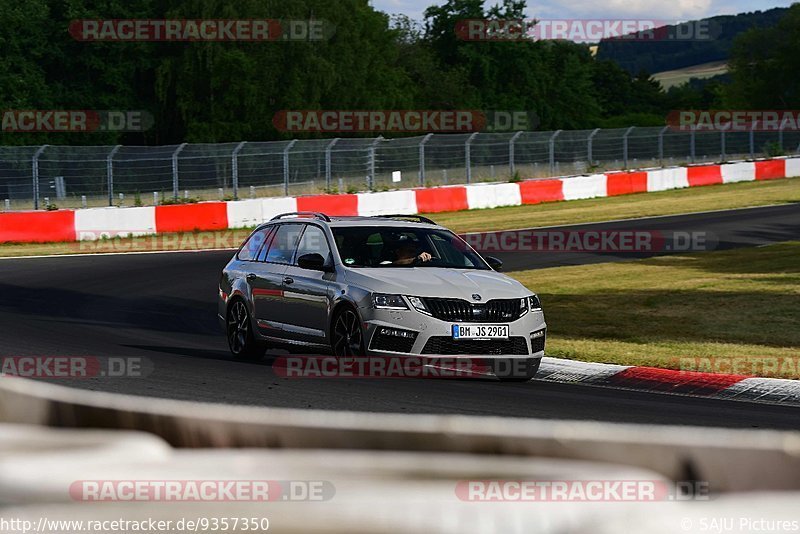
[[749, 128, 755, 158], [419, 133, 434, 187], [231, 141, 247, 201], [465, 132, 479, 184], [622, 126, 635, 169], [368, 136, 383, 191], [325, 138, 340, 191], [658, 126, 669, 166], [778, 122, 784, 153], [548, 130, 562, 176], [587, 128, 600, 168], [509, 131, 523, 178], [283, 140, 298, 196], [171, 143, 188, 200], [107, 145, 122, 207], [32, 145, 49, 210], [690, 128, 696, 163], [721, 131, 726, 162]]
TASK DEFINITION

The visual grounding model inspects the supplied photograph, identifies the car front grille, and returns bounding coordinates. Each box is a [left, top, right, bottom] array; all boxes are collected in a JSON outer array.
[[421, 298, 523, 323], [421, 337, 529, 356]]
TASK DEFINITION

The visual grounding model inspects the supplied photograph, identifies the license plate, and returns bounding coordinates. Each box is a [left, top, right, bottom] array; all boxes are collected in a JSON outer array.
[[452, 324, 509, 340]]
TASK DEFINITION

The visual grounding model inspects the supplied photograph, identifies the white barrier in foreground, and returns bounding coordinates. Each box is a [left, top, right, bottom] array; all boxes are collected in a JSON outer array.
[[1, 378, 799, 494]]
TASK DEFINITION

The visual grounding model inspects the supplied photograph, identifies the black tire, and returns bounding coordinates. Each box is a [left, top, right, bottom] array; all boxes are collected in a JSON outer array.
[[495, 358, 541, 383], [226, 299, 266, 361], [331, 305, 365, 364]]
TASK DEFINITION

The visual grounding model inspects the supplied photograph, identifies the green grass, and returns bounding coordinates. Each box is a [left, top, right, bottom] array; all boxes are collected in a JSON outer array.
[[1, 176, 798, 258], [514, 242, 800, 379]]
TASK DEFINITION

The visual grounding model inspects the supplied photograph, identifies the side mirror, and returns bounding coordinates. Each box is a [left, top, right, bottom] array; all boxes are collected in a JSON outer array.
[[297, 253, 328, 271], [485, 256, 504, 271]]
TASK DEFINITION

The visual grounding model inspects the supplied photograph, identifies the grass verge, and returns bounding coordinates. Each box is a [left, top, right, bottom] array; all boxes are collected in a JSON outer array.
[[514, 242, 800, 379], [0, 176, 798, 258]]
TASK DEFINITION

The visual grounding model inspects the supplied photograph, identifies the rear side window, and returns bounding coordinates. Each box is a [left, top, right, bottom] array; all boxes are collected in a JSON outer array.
[[237, 228, 271, 261], [295, 225, 331, 264], [266, 224, 303, 264]]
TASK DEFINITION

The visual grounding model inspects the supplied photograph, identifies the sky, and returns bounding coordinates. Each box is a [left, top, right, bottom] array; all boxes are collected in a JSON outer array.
[[371, 0, 796, 22]]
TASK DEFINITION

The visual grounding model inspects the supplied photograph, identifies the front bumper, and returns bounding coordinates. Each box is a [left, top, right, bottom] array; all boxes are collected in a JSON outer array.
[[359, 306, 547, 360]]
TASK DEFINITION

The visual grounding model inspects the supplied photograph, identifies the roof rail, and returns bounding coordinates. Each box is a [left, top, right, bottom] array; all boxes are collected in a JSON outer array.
[[374, 214, 437, 225], [271, 212, 331, 222]]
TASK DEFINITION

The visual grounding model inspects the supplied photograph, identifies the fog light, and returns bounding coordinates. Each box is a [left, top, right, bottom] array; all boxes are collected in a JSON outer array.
[[531, 329, 546, 340], [380, 327, 417, 339]]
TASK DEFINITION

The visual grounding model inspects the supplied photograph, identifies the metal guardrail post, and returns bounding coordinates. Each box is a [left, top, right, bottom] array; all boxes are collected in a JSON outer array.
[[171, 143, 188, 200], [587, 128, 600, 167], [509, 131, 523, 177], [367, 136, 383, 191], [721, 131, 726, 162], [658, 126, 669, 166], [107, 145, 122, 207], [419, 133, 434, 187], [325, 138, 340, 191], [231, 141, 247, 201], [283, 140, 298, 196], [465, 132, 479, 184], [622, 126, 635, 169], [548, 130, 562, 176], [32, 145, 49, 210]]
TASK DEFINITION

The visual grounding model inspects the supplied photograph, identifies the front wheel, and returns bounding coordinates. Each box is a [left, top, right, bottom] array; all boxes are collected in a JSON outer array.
[[331, 306, 365, 364], [495, 358, 541, 383], [227, 299, 266, 361]]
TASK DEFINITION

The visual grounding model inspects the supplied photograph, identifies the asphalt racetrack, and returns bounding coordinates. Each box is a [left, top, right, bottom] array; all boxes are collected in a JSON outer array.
[[1, 204, 798, 429]]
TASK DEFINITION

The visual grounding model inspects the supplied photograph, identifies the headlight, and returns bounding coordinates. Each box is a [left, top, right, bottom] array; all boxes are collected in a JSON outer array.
[[519, 297, 529, 317], [407, 296, 431, 315], [372, 293, 408, 310], [529, 294, 542, 312]]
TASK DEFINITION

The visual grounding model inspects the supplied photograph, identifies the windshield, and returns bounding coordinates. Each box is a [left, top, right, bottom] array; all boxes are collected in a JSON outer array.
[[332, 227, 489, 269]]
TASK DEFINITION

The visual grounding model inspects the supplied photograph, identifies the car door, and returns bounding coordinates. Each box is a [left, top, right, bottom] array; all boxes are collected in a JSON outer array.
[[280, 223, 335, 345], [251, 223, 303, 337]]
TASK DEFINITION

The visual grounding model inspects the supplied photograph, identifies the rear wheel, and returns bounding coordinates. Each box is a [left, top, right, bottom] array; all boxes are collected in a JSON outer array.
[[495, 358, 541, 383], [331, 306, 365, 363], [227, 299, 266, 361]]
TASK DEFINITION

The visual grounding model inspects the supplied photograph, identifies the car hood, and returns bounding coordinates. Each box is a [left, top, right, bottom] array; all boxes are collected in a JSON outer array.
[[344, 268, 530, 300]]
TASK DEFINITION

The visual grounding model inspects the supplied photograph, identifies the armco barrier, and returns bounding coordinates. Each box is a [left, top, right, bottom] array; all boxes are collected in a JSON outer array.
[[1, 157, 798, 244], [7, 424, 799, 534], [1, 377, 800, 493]]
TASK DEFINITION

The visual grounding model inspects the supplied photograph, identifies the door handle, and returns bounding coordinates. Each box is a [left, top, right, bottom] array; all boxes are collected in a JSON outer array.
[[283, 277, 295, 285], [246, 273, 257, 281]]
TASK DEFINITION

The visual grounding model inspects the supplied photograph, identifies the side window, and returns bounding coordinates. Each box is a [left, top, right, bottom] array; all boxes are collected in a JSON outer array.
[[237, 228, 271, 261], [265, 224, 303, 265], [295, 225, 331, 264]]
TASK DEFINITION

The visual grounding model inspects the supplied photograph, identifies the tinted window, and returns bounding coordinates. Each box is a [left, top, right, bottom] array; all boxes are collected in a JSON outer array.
[[265, 224, 303, 264], [295, 225, 331, 264], [237, 228, 271, 261], [332, 227, 488, 269]]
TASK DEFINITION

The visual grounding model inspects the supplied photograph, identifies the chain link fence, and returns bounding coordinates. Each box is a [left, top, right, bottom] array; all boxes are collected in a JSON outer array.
[[1, 126, 798, 210]]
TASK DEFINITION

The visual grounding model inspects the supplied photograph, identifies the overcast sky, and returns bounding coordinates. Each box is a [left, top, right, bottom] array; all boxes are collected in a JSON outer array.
[[371, 0, 795, 22]]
